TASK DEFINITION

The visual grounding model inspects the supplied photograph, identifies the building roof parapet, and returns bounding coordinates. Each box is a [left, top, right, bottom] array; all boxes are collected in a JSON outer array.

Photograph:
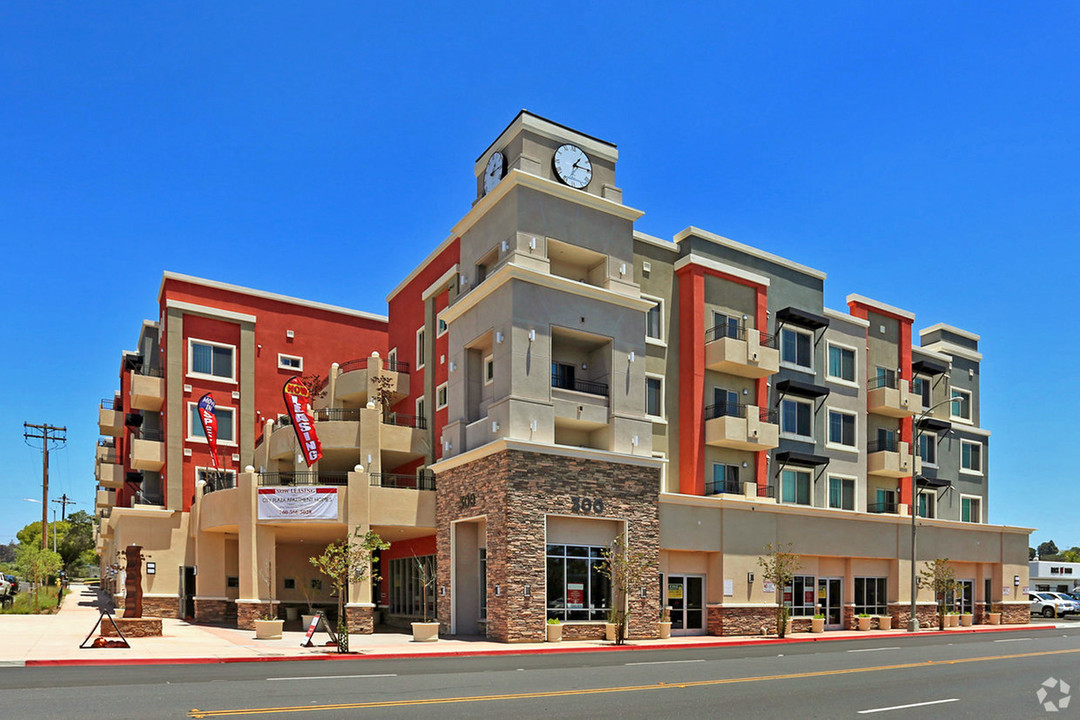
[[429, 438, 665, 475], [633, 230, 679, 253], [922, 339, 983, 363], [823, 307, 870, 328], [674, 226, 827, 281], [845, 293, 916, 322], [475, 110, 618, 168], [673, 253, 771, 287], [920, 322, 980, 342]]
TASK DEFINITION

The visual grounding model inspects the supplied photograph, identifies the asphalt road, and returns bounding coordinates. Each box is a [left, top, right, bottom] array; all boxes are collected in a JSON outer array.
[[2, 629, 1079, 719]]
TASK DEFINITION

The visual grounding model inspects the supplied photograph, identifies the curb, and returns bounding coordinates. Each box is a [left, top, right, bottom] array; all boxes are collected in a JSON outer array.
[[20, 623, 1055, 668]]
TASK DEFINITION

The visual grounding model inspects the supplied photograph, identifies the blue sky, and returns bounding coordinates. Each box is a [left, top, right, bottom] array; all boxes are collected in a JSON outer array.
[[1, 3, 1076, 549]]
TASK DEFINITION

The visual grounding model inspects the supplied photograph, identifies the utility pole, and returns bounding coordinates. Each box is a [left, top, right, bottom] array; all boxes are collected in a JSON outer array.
[[53, 494, 76, 520], [24, 423, 67, 551]]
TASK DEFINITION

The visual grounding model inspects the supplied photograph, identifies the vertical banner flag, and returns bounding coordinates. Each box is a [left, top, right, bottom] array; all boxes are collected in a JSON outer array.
[[283, 376, 322, 467], [197, 393, 220, 470]]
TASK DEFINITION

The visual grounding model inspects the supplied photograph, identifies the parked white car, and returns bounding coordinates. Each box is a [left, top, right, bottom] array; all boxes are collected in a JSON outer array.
[[1047, 592, 1079, 615], [1030, 592, 1074, 618]]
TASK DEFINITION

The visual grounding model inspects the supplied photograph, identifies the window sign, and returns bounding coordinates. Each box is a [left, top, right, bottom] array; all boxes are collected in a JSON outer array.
[[668, 582, 684, 600], [567, 583, 585, 609]]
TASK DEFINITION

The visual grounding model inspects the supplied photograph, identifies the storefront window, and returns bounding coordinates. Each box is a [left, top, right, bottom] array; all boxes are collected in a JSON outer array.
[[546, 544, 612, 621], [854, 577, 887, 615], [784, 575, 817, 616], [389, 555, 436, 619]]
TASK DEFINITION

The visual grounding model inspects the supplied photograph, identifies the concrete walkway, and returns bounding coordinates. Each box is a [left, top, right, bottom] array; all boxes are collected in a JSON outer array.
[[0, 584, 1061, 667]]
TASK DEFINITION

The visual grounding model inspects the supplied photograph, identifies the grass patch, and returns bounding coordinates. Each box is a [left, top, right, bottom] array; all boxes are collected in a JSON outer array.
[[1, 586, 63, 614]]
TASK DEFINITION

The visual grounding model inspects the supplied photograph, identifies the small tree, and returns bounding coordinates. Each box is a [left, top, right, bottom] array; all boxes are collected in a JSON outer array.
[[257, 561, 277, 621], [16, 545, 62, 611], [413, 554, 436, 623], [919, 557, 959, 631], [758, 543, 802, 638], [595, 534, 651, 646], [310, 529, 390, 653], [369, 374, 396, 422]]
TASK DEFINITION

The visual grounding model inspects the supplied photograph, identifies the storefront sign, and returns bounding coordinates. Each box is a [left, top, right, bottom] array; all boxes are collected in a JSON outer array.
[[668, 582, 684, 600], [459, 493, 476, 510], [723, 579, 734, 596], [571, 496, 605, 514], [763, 581, 775, 594], [1003, 587, 1011, 596], [567, 582, 585, 609], [257, 487, 339, 520], [282, 376, 322, 467]]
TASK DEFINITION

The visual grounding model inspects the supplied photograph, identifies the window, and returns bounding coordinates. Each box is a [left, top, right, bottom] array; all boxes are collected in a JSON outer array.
[[827, 410, 855, 448], [873, 427, 898, 453], [854, 577, 887, 615], [189, 339, 235, 381], [644, 296, 663, 343], [784, 575, 817, 616], [436, 383, 448, 410], [712, 388, 739, 418], [415, 396, 425, 421], [951, 388, 971, 421], [188, 403, 235, 443], [918, 433, 937, 465], [277, 354, 303, 371], [484, 355, 494, 385], [872, 488, 897, 514], [707, 464, 740, 495], [781, 399, 812, 438], [961, 440, 983, 473], [552, 362, 575, 390], [226, 576, 239, 589], [416, 327, 426, 370], [546, 544, 612, 621], [711, 312, 741, 341], [827, 344, 855, 383], [645, 376, 663, 418], [387, 348, 398, 371], [437, 318, 448, 337], [389, 555, 436, 618], [781, 468, 811, 506], [911, 377, 930, 407], [873, 366, 896, 390], [780, 328, 812, 369], [916, 491, 935, 519], [828, 476, 854, 510], [961, 496, 982, 523]]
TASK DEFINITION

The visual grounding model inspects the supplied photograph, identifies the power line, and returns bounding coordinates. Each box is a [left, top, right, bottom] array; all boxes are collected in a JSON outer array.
[[24, 423, 67, 550], [53, 494, 76, 521]]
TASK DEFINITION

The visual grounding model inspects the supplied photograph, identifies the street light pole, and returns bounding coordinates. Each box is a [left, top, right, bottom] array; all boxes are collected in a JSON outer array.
[[908, 394, 959, 632]]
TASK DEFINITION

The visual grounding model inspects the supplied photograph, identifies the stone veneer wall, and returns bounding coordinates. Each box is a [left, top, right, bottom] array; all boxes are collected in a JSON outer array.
[[993, 602, 1030, 625], [560, 623, 606, 641], [194, 599, 231, 624], [436, 449, 660, 643], [888, 603, 940, 629], [236, 601, 278, 630], [142, 596, 180, 618], [101, 617, 162, 638], [345, 606, 374, 634]]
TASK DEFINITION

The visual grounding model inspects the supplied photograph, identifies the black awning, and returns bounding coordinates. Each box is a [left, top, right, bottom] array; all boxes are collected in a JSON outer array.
[[917, 417, 952, 434], [913, 358, 949, 376], [916, 475, 952, 489], [776, 306, 830, 331], [776, 378, 830, 399], [775, 450, 831, 467]]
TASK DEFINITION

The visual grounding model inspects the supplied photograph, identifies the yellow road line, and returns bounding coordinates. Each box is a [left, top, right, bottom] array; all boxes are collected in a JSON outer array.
[[188, 646, 1080, 718]]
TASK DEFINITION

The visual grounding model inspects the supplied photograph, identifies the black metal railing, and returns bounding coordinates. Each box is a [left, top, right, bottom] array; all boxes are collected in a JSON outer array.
[[867, 501, 898, 514], [100, 398, 119, 410], [760, 484, 778, 499], [370, 472, 436, 491], [868, 372, 898, 390], [705, 478, 743, 496], [385, 413, 426, 429], [704, 402, 778, 423], [134, 364, 163, 378], [867, 439, 899, 453], [136, 428, 164, 442], [258, 471, 350, 487], [202, 472, 237, 494], [276, 408, 425, 429], [704, 323, 776, 348], [551, 375, 610, 398], [133, 492, 164, 506], [98, 449, 120, 464], [314, 408, 362, 422], [338, 357, 412, 375]]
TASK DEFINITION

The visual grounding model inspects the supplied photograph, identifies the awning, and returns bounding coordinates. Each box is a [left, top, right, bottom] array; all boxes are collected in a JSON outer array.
[[776, 378, 830, 399], [776, 307, 830, 331], [913, 358, 949, 376], [916, 475, 952, 489], [917, 417, 952, 434], [775, 450, 831, 467]]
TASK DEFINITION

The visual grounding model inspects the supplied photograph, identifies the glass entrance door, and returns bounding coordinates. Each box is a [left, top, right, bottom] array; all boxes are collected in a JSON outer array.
[[818, 577, 842, 629], [666, 575, 705, 635]]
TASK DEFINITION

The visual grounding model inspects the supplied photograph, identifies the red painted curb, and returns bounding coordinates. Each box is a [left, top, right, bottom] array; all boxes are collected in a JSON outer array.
[[21, 623, 1054, 668]]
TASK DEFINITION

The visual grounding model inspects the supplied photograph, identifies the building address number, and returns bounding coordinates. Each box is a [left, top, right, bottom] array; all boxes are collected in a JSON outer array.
[[571, 496, 604, 514]]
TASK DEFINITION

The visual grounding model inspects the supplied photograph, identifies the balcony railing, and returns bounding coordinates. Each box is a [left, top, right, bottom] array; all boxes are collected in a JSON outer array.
[[704, 323, 776, 347], [386, 413, 426, 429], [258, 471, 349, 487], [276, 409, 426, 430], [760, 484, 778, 499], [705, 477, 742, 496], [98, 439, 116, 448], [868, 373, 899, 391], [867, 501, 898, 514], [100, 398, 119, 410], [202, 472, 237, 494], [338, 357, 411, 375], [704, 402, 778, 423], [867, 439, 899, 453], [133, 492, 164, 506], [370, 472, 436, 491], [136, 428, 164, 442], [551, 375, 610, 398], [98, 449, 120, 464]]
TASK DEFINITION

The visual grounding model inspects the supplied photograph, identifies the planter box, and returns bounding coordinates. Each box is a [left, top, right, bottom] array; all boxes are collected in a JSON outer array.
[[546, 624, 562, 642], [254, 619, 284, 640], [411, 622, 439, 642], [856, 616, 872, 631], [658, 621, 671, 639], [811, 617, 825, 633], [988, 612, 1002, 625], [878, 615, 892, 630], [945, 614, 959, 627], [604, 623, 617, 641], [960, 613, 973, 627]]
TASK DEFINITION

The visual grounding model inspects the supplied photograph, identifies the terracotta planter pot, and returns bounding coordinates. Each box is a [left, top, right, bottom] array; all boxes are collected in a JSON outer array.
[[546, 623, 562, 642], [988, 612, 1002, 625], [811, 617, 825, 633], [878, 615, 892, 630], [857, 616, 872, 631], [946, 614, 958, 627], [411, 622, 439, 642], [254, 619, 283, 640], [960, 613, 973, 627], [658, 621, 672, 639]]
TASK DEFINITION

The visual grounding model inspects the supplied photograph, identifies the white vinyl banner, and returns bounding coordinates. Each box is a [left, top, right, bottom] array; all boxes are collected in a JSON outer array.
[[257, 487, 339, 521]]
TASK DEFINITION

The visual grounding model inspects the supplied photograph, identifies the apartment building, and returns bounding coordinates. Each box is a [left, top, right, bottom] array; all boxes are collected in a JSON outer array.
[[95, 111, 1030, 640]]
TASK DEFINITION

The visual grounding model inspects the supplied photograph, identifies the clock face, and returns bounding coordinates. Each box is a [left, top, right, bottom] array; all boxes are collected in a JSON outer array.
[[484, 151, 505, 195], [553, 144, 592, 189]]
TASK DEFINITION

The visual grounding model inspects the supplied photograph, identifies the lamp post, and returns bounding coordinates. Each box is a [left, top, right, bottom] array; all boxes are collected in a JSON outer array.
[[907, 394, 958, 631]]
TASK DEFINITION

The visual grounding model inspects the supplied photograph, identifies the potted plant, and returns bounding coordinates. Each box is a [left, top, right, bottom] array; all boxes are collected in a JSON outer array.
[[811, 613, 826, 633], [946, 611, 959, 628], [546, 617, 562, 642], [411, 554, 439, 642], [595, 535, 651, 645], [254, 561, 283, 640], [960, 611, 973, 626], [988, 611, 1002, 625], [758, 543, 802, 639], [878, 614, 893, 630], [658, 606, 672, 639], [856, 613, 872, 631]]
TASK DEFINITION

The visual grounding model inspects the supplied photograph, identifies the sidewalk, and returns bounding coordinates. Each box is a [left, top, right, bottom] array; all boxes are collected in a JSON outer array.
[[1, 584, 1061, 668]]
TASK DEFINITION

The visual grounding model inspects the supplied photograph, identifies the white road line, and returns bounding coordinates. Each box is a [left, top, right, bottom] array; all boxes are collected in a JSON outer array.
[[624, 659, 706, 666], [993, 637, 1032, 642], [847, 647, 900, 653], [267, 673, 397, 681], [858, 698, 958, 714]]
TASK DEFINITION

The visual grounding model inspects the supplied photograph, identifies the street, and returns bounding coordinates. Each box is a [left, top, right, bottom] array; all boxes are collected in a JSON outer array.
[[1, 629, 1077, 718]]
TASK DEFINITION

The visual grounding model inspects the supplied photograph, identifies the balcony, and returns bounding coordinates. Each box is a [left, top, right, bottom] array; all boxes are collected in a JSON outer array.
[[867, 376, 916, 418], [129, 368, 165, 412], [867, 500, 899, 515], [704, 402, 779, 451], [328, 357, 411, 407], [704, 325, 779, 379], [96, 442, 124, 488], [867, 439, 920, 478], [552, 374, 611, 434], [370, 472, 436, 491], [98, 399, 124, 437], [130, 429, 165, 472], [96, 488, 116, 509], [258, 471, 350, 487]]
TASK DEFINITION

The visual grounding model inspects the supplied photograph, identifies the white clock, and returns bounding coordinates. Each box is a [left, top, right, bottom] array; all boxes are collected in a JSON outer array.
[[553, 144, 592, 189], [484, 151, 505, 195]]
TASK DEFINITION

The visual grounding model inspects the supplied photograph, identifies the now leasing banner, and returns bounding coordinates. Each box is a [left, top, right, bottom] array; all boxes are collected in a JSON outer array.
[[197, 393, 220, 470], [282, 376, 322, 467], [257, 487, 339, 521]]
